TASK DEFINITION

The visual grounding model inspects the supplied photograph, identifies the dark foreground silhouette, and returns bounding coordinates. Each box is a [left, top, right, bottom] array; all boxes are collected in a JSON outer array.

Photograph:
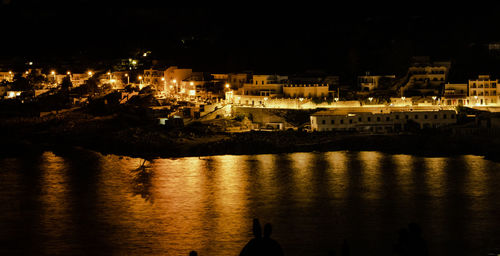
[[188, 221, 430, 255], [239, 219, 284, 256]]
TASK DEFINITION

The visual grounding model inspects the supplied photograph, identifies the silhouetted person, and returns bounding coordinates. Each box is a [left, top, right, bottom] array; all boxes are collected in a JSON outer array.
[[189, 251, 197, 256], [239, 218, 263, 256], [261, 223, 284, 256], [341, 239, 350, 256]]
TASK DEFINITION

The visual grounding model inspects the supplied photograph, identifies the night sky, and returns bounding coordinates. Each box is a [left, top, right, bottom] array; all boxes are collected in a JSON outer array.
[[2, 2, 500, 79]]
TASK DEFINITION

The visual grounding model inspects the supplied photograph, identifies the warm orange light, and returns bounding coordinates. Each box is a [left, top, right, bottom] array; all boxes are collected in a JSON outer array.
[[88, 71, 93, 76], [67, 71, 71, 75], [161, 77, 165, 81], [225, 83, 230, 88], [138, 76, 143, 80], [51, 71, 55, 75]]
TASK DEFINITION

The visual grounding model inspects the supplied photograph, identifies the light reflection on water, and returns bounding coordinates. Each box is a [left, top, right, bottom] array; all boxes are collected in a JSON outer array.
[[1, 150, 500, 255]]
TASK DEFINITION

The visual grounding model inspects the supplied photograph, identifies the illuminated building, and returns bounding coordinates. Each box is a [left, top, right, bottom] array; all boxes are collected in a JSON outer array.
[[468, 75, 499, 106], [311, 108, 457, 132]]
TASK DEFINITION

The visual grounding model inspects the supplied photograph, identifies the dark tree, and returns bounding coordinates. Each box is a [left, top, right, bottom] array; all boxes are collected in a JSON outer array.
[[60, 75, 73, 91], [10, 73, 32, 91]]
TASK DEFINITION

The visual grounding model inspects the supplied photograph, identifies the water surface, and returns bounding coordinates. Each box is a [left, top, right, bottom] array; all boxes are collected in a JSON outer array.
[[1, 150, 500, 255]]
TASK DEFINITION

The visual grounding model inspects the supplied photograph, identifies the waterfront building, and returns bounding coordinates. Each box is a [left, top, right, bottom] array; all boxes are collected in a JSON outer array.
[[358, 73, 396, 91], [310, 108, 457, 132], [283, 83, 329, 98], [227, 73, 252, 89], [239, 74, 287, 97], [164, 66, 193, 93], [403, 57, 451, 91], [0, 71, 14, 82], [143, 68, 164, 89], [442, 83, 468, 106], [468, 75, 499, 106]]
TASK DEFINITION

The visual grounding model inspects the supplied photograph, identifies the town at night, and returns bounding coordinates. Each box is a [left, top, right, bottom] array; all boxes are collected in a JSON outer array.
[[1, 2, 500, 256]]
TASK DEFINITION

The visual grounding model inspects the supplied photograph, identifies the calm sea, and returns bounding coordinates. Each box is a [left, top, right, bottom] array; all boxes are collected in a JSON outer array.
[[1, 150, 500, 255]]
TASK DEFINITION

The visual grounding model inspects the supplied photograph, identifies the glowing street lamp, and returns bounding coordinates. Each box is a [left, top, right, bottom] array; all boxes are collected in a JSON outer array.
[[88, 71, 93, 77], [368, 97, 373, 103], [51, 71, 56, 83], [225, 83, 230, 89], [124, 73, 129, 84]]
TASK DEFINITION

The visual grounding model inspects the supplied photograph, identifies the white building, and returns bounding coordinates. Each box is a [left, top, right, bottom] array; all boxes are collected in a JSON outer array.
[[239, 75, 287, 97], [311, 108, 457, 133], [283, 83, 329, 98], [442, 83, 468, 106], [468, 75, 499, 106], [0, 71, 14, 82]]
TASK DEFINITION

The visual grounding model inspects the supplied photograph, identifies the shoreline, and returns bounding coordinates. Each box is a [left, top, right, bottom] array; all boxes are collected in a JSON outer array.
[[2, 131, 499, 162]]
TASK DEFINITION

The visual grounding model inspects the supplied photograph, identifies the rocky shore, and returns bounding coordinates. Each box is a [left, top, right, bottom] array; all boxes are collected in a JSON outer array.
[[1, 110, 500, 162]]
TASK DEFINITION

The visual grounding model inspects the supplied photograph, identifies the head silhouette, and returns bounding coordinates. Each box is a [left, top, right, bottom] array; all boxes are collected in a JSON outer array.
[[252, 218, 262, 239], [189, 251, 198, 256], [263, 223, 272, 238]]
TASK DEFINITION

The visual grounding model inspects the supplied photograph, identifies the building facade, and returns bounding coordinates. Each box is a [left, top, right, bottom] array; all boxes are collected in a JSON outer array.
[[311, 109, 457, 132], [283, 83, 329, 98], [468, 75, 499, 106], [358, 74, 396, 91]]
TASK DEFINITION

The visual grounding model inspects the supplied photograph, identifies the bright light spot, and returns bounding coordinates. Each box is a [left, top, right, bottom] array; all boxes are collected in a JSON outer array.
[[67, 71, 71, 75], [173, 79, 177, 83], [264, 97, 268, 101], [88, 71, 93, 76], [225, 83, 230, 88], [299, 97, 304, 102], [143, 53, 147, 57], [189, 90, 196, 96], [190, 82, 194, 86], [138, 76, 142, 80], [51, 71, 55, 75], [161, 77, 165, 81], [28, 62, 33, 65]]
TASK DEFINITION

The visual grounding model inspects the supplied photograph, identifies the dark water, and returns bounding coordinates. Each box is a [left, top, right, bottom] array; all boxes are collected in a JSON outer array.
[[1, 150, 500, 255]]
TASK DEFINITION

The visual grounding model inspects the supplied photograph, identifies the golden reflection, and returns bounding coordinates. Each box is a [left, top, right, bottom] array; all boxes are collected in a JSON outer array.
[[39, 151, 72, 255], [393, 154, 414, 195], [358, 151, 383, 200], [324, 151, 349, 199], [250, 154, 277, 206], [211, 155, 250, 252], [463, 155, 487, 197], [289, 152, 314, 201], [423, 157, 447, 198]]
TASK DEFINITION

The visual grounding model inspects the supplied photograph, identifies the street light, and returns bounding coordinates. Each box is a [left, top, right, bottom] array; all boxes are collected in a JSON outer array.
[[88, 71, 93, 77], [225, 83, 230, 89], [124, 73, 129, 84], [51, 71, 56, 84], [368, 97, 373, 103]]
